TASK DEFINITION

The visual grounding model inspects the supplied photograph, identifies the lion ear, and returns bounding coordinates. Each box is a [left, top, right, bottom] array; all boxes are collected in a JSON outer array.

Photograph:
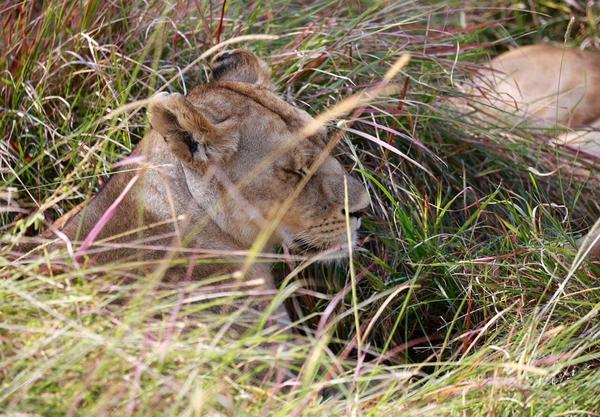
[[148, 93, 238, 171], [210, 49, 272, 89]]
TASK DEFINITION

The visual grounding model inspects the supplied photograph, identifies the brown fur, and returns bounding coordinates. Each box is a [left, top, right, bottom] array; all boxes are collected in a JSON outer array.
[[457, 44, 600, 259], [479, 44, 600, 128], [51, 49, 370, 292]]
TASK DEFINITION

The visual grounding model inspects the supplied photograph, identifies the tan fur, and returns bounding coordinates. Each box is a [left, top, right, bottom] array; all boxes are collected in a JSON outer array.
[[52, 49, 370, 292], [458, 44, 600, 259]]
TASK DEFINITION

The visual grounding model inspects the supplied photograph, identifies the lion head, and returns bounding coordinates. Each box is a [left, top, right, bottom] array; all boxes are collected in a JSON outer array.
[[139, 49, 370, 256]]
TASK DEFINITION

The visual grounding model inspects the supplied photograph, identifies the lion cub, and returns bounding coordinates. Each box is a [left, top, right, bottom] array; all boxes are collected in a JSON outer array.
[[43, 49, 370, 322], [458, 44, 600, 259]]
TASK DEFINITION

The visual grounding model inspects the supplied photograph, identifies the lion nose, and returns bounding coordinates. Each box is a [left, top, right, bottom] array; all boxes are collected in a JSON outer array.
[[341, 176, 370, 216]]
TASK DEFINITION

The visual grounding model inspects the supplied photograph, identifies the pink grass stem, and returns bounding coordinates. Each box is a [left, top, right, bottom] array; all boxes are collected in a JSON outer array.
[[75, 174, 140, 261]]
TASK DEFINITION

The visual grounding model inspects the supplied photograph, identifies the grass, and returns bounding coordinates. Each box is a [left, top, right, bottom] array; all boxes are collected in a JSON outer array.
[[1, 0, 599, 416]]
